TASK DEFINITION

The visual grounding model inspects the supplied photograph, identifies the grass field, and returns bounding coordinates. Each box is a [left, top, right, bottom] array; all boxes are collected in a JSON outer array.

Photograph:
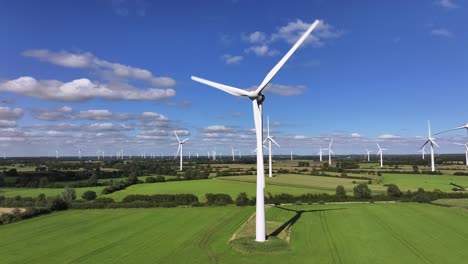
[[381, 173, 468, 192], [0, 187, 105, 199], [218, 174, 387, 193], [105, 179, 321, 201], [1, 203, 467, 263]]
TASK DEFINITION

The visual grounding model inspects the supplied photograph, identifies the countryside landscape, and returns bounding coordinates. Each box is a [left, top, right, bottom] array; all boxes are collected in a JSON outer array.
[[1, 0, 468, 263]]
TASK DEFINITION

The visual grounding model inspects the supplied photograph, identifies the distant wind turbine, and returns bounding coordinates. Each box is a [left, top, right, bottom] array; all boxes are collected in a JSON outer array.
[[231, 147, 237, 161], [364, 147, 372, 162], [376, 144, 387, 168], [264, 117, 280, 178], [420, 120, 439, 172], [175, 131, 189, 171], [418, 146, 426, 160], [326, 139, 334, 164]]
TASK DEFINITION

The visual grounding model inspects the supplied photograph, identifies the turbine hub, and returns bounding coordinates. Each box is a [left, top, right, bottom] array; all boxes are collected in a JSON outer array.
[[257, 93, 265, 103]]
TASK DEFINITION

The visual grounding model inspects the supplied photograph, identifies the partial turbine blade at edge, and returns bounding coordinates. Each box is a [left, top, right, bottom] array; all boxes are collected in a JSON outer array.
[[191, 76, 251, 97], [270, 137, 280, 148], [255, 20, 321, 94]]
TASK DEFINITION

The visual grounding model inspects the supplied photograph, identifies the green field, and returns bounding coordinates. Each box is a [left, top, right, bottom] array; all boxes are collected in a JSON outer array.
[[381, 173, 468, 192], [218, 174, 387, 193], [105, 179, 321, 201], [1, 203, 468, 263], [0, 187, 105, 199]]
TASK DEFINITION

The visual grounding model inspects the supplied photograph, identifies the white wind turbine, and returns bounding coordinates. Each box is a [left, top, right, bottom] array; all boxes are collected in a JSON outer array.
[[191, 19, 320, 242], [420, 120, 439, 172], [418, 146, 426, 160], [364, 147, 372, 162], [78, 147, 82, 160], [175, 131, 189, 171], [231, 147, 237, 161], [264, 117, 280, 178], [55, 149, 59, 159], [454, 143, 468, 166], [325, 139, 334, 164], [376, 143, 387, 168], [318, 146, 324, 162]]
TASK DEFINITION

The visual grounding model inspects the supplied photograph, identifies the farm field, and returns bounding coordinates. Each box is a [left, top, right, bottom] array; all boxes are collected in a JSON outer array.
[[217, 174, 387, 193], [0, 187, 105, 199], [1, 203, 468, 263], [432, 198, 468, 209], [105, 178, 322, 201], [381, 173, 468, 192]]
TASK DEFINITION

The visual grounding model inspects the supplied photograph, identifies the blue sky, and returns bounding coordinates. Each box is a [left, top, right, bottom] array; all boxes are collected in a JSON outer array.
[[0, 0, 467, 157]]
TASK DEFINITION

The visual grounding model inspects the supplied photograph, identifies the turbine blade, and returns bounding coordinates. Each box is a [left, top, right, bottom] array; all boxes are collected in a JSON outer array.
[[434, 125, 466, 135], [255, 20, 320, 94], [181, 138, 190, 143], [174, 131, 181, 143], [420, 140, 430, 150], [270, 138, 280, 147], [176, 144, 181, 156], [431, 139, 440, 148], [191, 76, 250, 97]]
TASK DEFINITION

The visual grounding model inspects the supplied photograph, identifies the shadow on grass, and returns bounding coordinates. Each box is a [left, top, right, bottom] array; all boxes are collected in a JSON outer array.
[[268, 206, 346, 238]]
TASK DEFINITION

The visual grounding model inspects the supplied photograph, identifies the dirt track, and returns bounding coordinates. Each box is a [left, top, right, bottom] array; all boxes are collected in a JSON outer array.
[[0, 208, 26, 215]]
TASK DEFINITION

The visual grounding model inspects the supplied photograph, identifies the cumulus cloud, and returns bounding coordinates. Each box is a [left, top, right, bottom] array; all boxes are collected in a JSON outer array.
[[0, 106, 24, 120], [0, 77, 176, 102], [222, 54, 243, 64], [378, 134, 401, 139], [436, 0, 459, 9], [0, 120, 17, 127], [246, 31, 267, 43], [203, 125, 235, 133], [22, 49, 175, 87], [351, 133, 362, 138], [294, 135, 307, 139], [31, 122, 133, 132], [244, 45, 278, 57], [431, 28, 453, 37]]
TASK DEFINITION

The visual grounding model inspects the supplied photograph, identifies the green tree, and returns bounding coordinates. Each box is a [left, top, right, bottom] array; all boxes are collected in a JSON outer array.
[[235, 192, 251, 206], [335, 185, 346, 197], [88, 175, 98, 186], [353, 183, 372, 199], [386, 184, 402, 197], [146, 177, 157, 183], [62, 187, 76, 202], [82, 191, 97, 201], [49, 197, 68, 211]]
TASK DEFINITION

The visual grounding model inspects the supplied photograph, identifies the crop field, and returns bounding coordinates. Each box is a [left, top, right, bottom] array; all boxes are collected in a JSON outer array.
[[381, 173, 468, 192], [0, 187, 105, 199], [105, 178, 320, 201], [432, 198, 468, 209], [1, 203, 467, 263], [218, 174, 387, 193]]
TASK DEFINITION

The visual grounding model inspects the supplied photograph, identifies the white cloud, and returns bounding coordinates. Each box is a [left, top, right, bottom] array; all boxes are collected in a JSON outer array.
[[222, 54, 243, 64], [0, 120, 17, 127], [263, 84, 306, 96], [271, 19, 344, 47], [431, 28, 453, 37], [247, 31, 267, 43], [294, 135, 306, 139], [244, 45, 278, 57], [0, 77, 176, 102], [32, 106, 73, 121], [203, 125, 234, 132], [378, 134, 401, 139], [0, 106, 24, 120], [32, 122, 133, 132], [22, 49, 175, 87], [141, 112, 169, 121], [351, 133, 362, 138], [436, 0, 459, 9]]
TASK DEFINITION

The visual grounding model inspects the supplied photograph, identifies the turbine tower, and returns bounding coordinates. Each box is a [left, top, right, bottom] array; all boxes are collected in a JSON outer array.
[[420, 120, 439, 172], [326, 139, 334, 165], [418, 146, 426, 160], [78, 148, 82, 160], [264, 117, 280, 178], [318, 146, 324, 162], [231, 147, 237, 161], [191, 19, 320, 242], [454, 143, 468, 166], [364, 147, 372, 162], [55, 150, 59, 159], [175, 131, 189, 171], [376, 144, 387, 168]]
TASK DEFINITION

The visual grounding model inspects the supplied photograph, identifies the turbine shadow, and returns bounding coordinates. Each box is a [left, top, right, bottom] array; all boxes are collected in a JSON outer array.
[[268, 206, 346, 238]]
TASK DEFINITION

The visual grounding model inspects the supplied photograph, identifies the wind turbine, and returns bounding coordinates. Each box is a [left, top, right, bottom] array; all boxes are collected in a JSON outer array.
[[326, 139, 334, 165], [231, 147, 237, 161], [55, 149, 59, 159], [78, 147, 82, 160], [418, 146, 426, 160], [290, 149, 293, 161], [420, 120, 439, 172], [175, 131, 189, 171], [364, 147, 372, 162], [264, 117, 280, 178], [454, 143, 468, 166], [191, 19, 320, 242], [376, 144, 387, 168], [318, 146, 324, 162]]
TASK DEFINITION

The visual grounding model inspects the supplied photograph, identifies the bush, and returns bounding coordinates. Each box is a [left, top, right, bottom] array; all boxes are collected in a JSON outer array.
[[146, 177, 157, 183], [235, 192, 251, 206], [353, 183, 372, 199], [49, 197, 68, 211], [205, 193, 233, 206], [335, 185, 346, 197], [190, 201, 203, 207], [155, 176, 166, 182], [62, 187, 76, 202], [81, 191, 97, 201], [386, 184, 402, 197], [94, 197, 115, 204]]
